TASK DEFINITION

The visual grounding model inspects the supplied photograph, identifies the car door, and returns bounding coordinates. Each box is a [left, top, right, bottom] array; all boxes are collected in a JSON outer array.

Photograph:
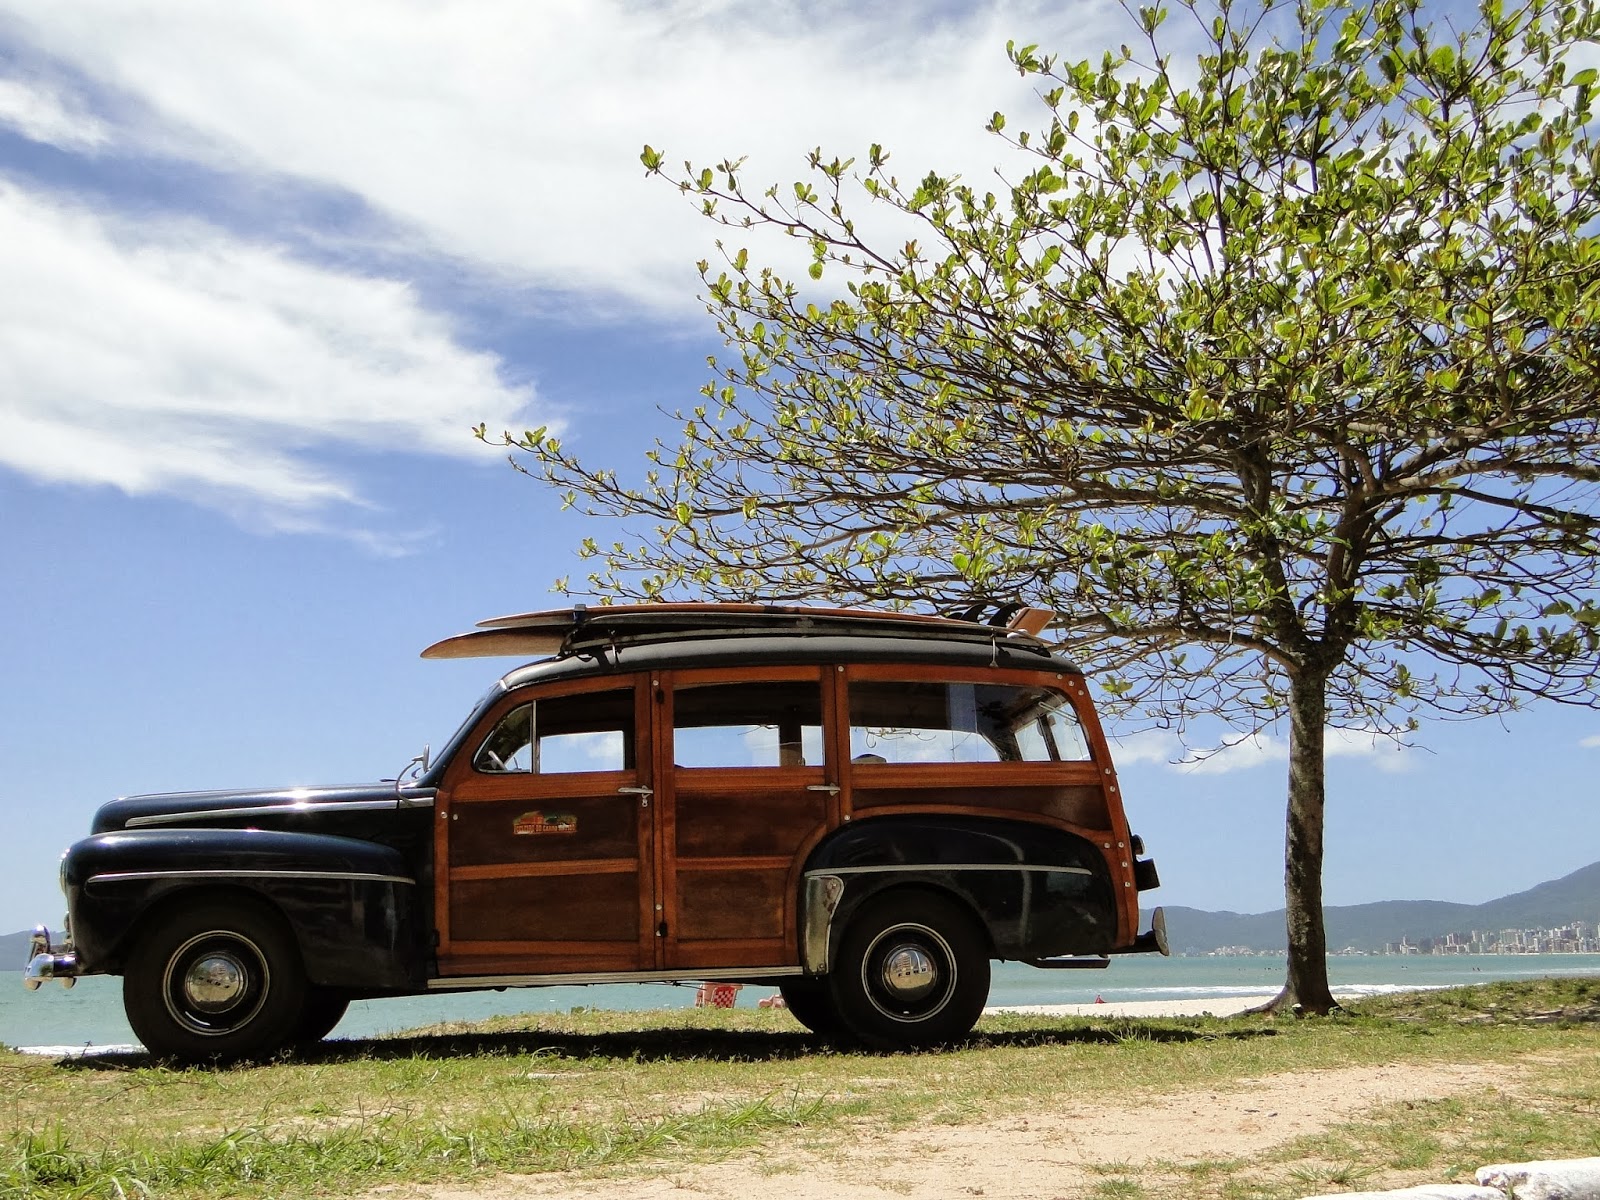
[[655, 667, 836, 970], [434, 674, 655, 978]]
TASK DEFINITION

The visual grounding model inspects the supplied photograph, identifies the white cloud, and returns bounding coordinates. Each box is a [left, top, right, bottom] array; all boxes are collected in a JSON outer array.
[[0, 1, 1199, 537], [1183, 734, 1286, 775], [1109, 729, 1278, 773], [1106, 729, 1192, 768], [1582, 735, 1600, 748], [1, 0, 1141, 314], [0, 75, 109, 149], [0, 179, 535, 536], [1325, 727, 1413, 774], [1109, 727, 1413, 775]]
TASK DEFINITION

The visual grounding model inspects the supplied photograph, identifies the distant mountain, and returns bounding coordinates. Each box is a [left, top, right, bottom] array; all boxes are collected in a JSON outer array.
[[1149, 860, 1600, 954], [1, 929, 33, 966]]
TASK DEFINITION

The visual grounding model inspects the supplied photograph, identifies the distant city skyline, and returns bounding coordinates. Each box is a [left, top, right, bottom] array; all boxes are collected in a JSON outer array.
[[1206, 922, 1600, 958], [1381, 923, 1599, 956]]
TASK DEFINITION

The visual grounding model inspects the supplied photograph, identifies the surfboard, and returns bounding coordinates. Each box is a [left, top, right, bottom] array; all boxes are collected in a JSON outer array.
[[421, 602, 1053, 660]]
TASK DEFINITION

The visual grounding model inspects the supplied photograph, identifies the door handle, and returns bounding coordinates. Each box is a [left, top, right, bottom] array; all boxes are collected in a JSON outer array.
[[806, 784, 842, 794], [617, 785, 654, 808]]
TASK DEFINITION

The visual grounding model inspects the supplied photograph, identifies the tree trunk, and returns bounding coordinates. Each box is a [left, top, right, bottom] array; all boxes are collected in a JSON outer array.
[[1254, 667, 1341, 1015]]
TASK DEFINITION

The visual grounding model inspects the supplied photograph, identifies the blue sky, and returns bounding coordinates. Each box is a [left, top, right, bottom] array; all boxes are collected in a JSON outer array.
[[2, 0, 1597, 937]]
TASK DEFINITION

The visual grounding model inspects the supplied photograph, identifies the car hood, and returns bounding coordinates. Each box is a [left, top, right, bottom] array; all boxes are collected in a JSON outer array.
[[90, 782, 434, 833]]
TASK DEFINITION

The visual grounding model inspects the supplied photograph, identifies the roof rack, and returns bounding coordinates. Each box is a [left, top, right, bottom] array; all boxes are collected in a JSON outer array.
[[420, 602, 1055, 660]]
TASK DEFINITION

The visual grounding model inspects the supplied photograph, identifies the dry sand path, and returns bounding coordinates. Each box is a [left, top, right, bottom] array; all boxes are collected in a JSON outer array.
[[413, 996, 1508, 1200]]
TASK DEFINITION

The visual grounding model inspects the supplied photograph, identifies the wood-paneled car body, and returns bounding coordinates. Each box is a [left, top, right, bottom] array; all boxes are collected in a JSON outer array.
[[26, 604, 1167, 1059]]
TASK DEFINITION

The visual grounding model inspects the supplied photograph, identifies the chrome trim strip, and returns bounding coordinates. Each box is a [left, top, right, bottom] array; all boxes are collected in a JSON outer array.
[[804, 863, 1093, 877], [427, 966, 806, 990], [124, 798, 412, 828], [87, 869, 416, 886]]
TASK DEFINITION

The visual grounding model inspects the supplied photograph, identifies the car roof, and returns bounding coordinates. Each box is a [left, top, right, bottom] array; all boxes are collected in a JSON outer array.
[[492, 631, 1082, 691], [421, 602, 1061, 662]]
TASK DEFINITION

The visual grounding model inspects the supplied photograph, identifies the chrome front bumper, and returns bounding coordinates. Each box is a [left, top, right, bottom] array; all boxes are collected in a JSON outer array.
[[23, 925, 78, 990]]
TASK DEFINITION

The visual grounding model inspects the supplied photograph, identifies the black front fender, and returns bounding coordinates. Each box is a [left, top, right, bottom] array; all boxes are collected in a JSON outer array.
[[63, 828, 425, 990]]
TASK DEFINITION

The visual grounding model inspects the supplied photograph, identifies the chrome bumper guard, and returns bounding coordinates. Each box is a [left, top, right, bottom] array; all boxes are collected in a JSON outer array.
[[1106, 906, 1171, 957], [23, 925, 78, 990]]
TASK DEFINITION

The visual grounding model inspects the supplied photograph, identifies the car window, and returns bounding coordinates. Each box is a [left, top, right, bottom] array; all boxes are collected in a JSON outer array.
[[476, 702, 535, 772], [474, 688, 634, 773], [848, 680, 1090, 763], [673, 680, 824, 768]]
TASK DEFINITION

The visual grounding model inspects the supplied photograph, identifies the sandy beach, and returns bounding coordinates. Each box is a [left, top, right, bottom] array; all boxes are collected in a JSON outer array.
[[985, 992, 1367, 1019]]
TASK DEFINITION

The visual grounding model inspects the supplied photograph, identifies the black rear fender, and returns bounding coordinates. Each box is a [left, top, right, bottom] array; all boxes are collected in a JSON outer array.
[[62, 828, 424, 990], [801, 815, 1118, 972]]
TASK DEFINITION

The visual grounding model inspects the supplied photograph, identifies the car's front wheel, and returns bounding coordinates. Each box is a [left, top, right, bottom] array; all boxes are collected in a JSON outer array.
[[123, 898, 307, 1063], [828, 890, 990, 1049]]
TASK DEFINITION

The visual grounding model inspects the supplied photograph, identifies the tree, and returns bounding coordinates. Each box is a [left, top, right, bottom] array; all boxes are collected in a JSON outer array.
[[488, 0, 1600, 1011]]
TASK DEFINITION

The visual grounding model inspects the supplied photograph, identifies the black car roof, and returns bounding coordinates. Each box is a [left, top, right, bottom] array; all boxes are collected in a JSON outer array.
[[495, 630, 1081, 690]]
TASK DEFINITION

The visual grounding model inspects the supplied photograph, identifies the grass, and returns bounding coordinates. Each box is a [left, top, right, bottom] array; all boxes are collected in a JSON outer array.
[[0, 977, 1596, 1199], [1093, 1176, 1151, 1200]]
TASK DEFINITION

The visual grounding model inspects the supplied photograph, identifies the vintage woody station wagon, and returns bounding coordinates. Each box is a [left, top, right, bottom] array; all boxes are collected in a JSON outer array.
[[26, 604, 1168, 1060]]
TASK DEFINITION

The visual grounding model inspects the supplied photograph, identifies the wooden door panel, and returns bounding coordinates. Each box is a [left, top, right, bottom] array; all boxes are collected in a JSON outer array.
[[671, 785, 822, 960], [673, 780, 828, 858], [850, 781, 1111, 830], [450, 872, 640, 944], [447, 782, 640, 867], [674, 863, 789, 940]]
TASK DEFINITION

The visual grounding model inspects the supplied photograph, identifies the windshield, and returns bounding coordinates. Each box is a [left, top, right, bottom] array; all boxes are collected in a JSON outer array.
[[402, 681, 507, 784]]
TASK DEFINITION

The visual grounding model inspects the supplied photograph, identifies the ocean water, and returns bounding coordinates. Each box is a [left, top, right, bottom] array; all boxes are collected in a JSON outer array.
[[6, 953, 1598, 1052]]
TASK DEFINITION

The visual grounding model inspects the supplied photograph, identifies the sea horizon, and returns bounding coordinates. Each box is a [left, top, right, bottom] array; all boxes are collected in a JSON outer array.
[[7, 952, 1598, 1054]]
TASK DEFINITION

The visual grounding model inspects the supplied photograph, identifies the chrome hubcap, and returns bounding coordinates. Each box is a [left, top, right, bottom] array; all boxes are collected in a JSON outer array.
[[163, 930, 272, 1036], [879, 944, 938, 1001], [184, 954, 247, 1012], [861, 921, 957, 1023]]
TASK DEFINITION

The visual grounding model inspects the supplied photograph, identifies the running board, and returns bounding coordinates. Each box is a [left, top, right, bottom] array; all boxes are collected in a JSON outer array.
[[1023, 955, 1110, 970], [427, 965, 806, 990]]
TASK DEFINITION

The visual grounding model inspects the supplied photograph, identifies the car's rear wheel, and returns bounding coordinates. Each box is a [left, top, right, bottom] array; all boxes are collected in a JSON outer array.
[[123, 898, 307, 1063], [829, 890, 989, 1050], [778, 976, 840, 1035], [295, 986, 351, 1045]]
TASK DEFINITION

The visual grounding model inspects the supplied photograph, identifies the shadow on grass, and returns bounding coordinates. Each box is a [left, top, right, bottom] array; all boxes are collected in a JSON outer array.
[[53, 1018, 1278, 1072]]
